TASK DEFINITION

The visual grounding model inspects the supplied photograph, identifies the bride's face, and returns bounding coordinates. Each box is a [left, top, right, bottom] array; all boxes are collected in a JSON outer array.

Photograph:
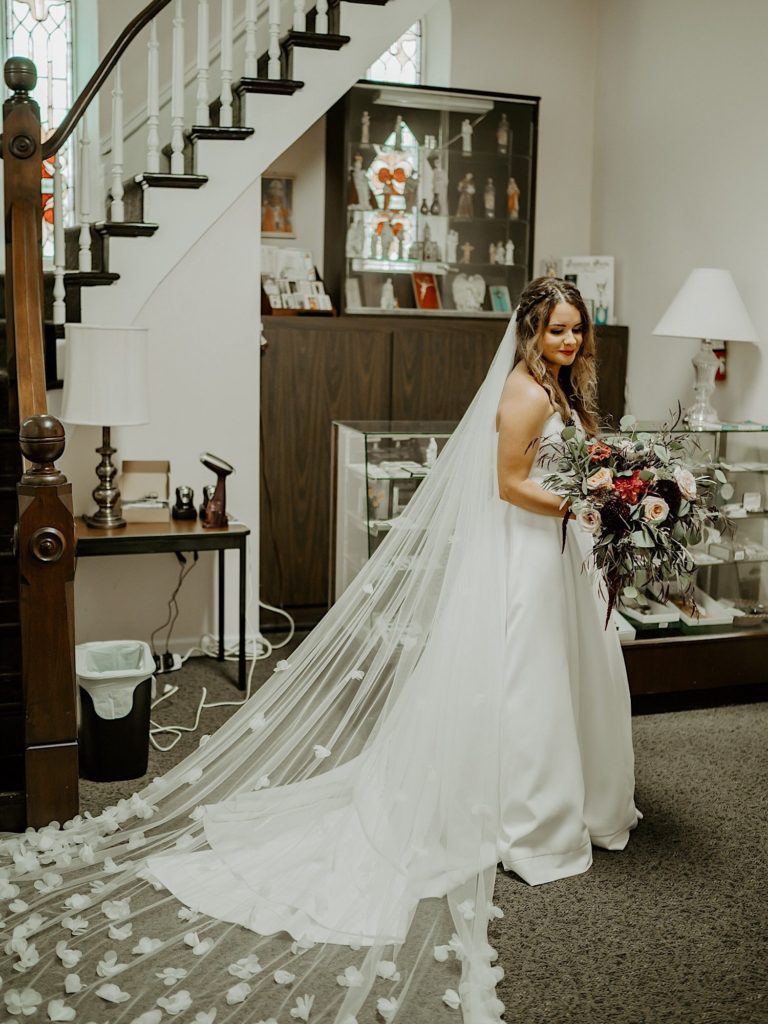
[[538, 302, 584, 374]]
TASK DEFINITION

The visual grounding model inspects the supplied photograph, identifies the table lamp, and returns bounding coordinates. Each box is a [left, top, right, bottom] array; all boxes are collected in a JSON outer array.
[[652, 268, 758, 428], [61, 324, 150, 528]]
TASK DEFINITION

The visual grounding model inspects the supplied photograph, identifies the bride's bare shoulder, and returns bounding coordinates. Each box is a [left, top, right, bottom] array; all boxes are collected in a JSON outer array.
[[497, 367, 551, 427]]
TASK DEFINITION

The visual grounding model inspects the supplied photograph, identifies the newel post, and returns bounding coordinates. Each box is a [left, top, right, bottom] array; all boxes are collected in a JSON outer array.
[[17, 416, 79, 827]]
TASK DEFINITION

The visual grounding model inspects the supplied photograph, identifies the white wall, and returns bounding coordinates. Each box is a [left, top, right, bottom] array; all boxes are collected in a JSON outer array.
[[592, 0, 768, 425]]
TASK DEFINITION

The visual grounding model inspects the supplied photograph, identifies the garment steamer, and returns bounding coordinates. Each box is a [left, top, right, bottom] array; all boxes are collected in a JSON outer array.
[[199, 453, 234, 528]]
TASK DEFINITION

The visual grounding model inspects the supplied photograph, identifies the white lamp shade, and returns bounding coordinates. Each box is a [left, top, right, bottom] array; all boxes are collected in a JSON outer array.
[[652, 268, 758, 342], [61, 324, 150, 426]]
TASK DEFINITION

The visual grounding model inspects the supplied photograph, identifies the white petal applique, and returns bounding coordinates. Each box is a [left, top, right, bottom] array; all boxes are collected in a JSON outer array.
[[433, 944, 449, 962], [194, 1010, 217, 1024], [33, 872, 63, 894], [274, 660, 291, 672], [487, 903, 504, 920], [78, 844, 95, 866], [457, 899, 475, 921], [227, 955, 262, 980], [156, 990, 193, 1016], [442, 989, 461, 1010], [12, 939, 40, 972], [62, 893, 90, 912], [95, 951, 128, 978], [376, 997, 398, 1022], [108, 923, 133, 941], [189, 806, 205, 822], [362, 583, 374, 596], [447, 933, 465, 960], [131, 1012, 163, 1024], [63, 975, 83, 995], [15, 912, 46, 938], [47, 998, 76, 1021], [55, 942, 82, 969], [177, 906, 199, 922], [184, 767, 203, 785], [13, 850, 40, 875], [375, 961, 401, 982], [273, 969, 295, 985], [3, 986, 43, 1016], [225, 983, 251, 1006], [127, 832, 147, 850], [155, 967, 187, 987], [95, 983, 131, 1004], [184, 931, 214, 956], [248, 712, 267, 733], [289, 995, 315, 1021], [101, 899, 131, 921], [198, 733, 211, 747], [0, 878, 21, 898], [344, 670, 365, 683], [131, 936, 163, 955], [252, 775, 271, 791], [336, 966, 364, 988], [312, 745, 331, 761], [289, 936, 315, 955], [8, 899, 29, 914], [174, 834, 196, 851], [61, 915, 89, 936]]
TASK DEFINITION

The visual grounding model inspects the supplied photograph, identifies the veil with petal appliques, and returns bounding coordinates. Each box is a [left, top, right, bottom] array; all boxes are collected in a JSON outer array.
[[1, 318, 520, 1023]]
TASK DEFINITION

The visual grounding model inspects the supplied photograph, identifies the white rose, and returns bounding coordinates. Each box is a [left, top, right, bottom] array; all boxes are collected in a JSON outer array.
[[641, 496, 669, 524], [586, 467, 614, 491], [673, 466, 697, 500], [576, 508, 602, 535]]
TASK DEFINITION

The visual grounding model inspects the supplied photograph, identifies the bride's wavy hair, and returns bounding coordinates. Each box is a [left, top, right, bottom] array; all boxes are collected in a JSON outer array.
[[514, 276, 600, 435]]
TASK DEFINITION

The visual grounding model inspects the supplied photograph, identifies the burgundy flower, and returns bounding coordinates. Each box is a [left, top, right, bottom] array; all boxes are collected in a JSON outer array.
[[600, 496, 632, 535]]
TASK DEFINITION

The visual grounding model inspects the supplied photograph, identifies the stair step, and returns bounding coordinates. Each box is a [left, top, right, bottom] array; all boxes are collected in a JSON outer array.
[[187, 125, 255, 143], [283, 30, 351, 51], [135, 172, 209, 190], [64, 271, 120, 288], [341, 0, 390, 4], [95, 221, 159, 238], [235, 77, 305, 96]]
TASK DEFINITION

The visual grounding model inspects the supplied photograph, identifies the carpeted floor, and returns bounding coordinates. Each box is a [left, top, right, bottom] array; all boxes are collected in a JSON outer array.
[[80, 642, 768, 1024]]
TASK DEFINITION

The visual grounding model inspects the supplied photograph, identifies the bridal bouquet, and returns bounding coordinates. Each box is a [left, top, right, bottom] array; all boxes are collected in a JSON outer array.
[[541, 414, 729, 623]]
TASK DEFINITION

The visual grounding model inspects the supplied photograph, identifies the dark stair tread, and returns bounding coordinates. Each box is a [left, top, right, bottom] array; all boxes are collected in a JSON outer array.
[[235, 77, 305, 96], [283, 30, 351, 50], [135, 172, 209, 189], [341, 0, 390, 4], [63, 271, 120, 287], [95, 222, 159, 238], [187, 126, 255, 142]]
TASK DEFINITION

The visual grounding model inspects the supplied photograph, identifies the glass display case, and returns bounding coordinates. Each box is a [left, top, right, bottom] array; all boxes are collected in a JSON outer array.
[[324, 82, 539, 318], [330, 421, 455, 600]]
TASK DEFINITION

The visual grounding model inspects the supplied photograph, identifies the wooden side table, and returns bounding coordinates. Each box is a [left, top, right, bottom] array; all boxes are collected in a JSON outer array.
[[75, 519, 250, 690]]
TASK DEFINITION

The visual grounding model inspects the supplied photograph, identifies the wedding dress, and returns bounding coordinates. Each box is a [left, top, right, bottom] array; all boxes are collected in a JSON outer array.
[[0, 317, 638, 1024]]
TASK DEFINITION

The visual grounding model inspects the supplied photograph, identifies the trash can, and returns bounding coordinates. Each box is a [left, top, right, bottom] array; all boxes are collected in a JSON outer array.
[[76, 640, 155, 782]]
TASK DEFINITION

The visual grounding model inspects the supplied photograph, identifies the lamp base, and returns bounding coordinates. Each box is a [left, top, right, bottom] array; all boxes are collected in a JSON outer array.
[[683, 338, 721, 429], [84, 425, 127, 529]]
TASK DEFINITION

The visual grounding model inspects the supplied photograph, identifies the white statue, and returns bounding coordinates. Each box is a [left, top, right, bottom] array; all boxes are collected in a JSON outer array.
[[350, 154, 371, 211], [379, 218, 395, 260], [489, 243, 497, 265], [432, 164, 448, 216], [446, 229, 459, 265], [361, 110, 370, 144], [495, 241, 505, 265], [380, 277, 396, 310], [505, 239, 515, 266], [461, 119, 473, 156], [345, 215, 365, 258]]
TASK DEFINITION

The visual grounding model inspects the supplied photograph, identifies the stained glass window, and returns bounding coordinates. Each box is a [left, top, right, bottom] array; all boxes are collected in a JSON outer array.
[[5, 0, 74, 261], [366, 22, 422, 85]]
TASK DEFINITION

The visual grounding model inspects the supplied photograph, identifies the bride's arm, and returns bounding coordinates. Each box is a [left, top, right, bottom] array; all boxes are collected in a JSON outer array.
[[496, 375, 571, 518]]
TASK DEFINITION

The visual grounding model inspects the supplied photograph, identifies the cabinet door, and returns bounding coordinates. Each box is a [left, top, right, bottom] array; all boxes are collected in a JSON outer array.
[[260, 322, 392, 625], [391, 321, 507, 420], [595, 325, 628, 425]]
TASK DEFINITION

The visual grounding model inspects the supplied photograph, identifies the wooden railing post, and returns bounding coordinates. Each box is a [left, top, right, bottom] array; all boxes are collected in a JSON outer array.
[[17, 416, 78, 828]]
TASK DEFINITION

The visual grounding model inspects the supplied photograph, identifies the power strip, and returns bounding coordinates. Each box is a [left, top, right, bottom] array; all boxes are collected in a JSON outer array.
[[154, 652, 183, 674]]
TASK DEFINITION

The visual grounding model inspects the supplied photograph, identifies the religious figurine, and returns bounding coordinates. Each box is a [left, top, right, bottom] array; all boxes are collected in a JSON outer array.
[[460, 240, 474, 264], [422, 222, 440, 262], [432, 163, 448, 216], [497, 113, 510, 155], [484, 178, 496, 218], [495, 241, 505, 265], [543, 257, 559, 278], [370, 229, 379, 260], [507, 177, 520, 219], [455, 173, 475, 218], [379, 218, 395, 260], [349, 154, 372, 211], [380, 277, 396, 310], [361, 110, 370, 144], [489, 243, 497, 265], [393, 114, 404, 150], [461, 118, 473, 156], [505, 239, 515, 266], [446, 229, 459, 265], [345, 214, 365, 259]]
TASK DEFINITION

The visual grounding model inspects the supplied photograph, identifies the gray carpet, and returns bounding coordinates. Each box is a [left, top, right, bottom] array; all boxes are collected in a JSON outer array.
[[80, 643, 768, 1024]]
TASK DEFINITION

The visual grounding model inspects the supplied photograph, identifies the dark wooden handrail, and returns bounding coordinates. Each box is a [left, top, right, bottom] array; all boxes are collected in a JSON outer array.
[[40, 0, 173, 160]]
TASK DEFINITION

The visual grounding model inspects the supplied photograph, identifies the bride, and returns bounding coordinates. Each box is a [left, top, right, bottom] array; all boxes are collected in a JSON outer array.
[[0, 278, 639, 1024]]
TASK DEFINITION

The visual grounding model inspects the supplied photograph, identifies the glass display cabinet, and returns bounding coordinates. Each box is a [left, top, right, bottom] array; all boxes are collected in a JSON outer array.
[[324, 82, 539, 318], [330, 421, 455, 601]]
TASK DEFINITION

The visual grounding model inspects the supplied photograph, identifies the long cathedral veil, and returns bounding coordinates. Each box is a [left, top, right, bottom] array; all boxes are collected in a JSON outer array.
[[0, 318, 519, 1023]]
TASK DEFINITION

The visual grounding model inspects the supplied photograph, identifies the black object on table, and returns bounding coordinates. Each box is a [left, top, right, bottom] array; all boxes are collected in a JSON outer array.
[[75, 519, 250, 690]]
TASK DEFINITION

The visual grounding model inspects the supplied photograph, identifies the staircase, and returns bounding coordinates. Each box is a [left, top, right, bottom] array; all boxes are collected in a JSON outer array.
[[0, 0, 434, 831]]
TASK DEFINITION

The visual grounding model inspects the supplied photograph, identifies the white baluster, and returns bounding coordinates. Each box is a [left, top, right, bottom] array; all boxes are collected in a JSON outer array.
[[293, 0, 306, 32], [78, 120, 92, 272], [170, 0, 185, 174], [219, 0, 233, 128], [52, 153, 65, 325], [316, 0, 328, 34], [268, 0, 281, 79], [244, 0, 258, 78], [195, 0, 209, 125], [146, 18, 160, 172], [110, 63, 125, 221]]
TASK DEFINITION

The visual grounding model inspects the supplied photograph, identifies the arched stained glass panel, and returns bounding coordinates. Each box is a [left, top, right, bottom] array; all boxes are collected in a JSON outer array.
[[366, 21, 422, 85], [6, 0, 74, 261]]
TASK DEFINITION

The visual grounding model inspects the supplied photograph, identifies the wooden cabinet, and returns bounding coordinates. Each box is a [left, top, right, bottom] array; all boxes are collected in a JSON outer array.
[[260, 316, 628, 628]]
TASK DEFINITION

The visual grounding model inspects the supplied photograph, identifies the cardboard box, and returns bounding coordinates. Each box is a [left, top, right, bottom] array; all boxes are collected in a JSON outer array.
[[120, 459, 170, 523]]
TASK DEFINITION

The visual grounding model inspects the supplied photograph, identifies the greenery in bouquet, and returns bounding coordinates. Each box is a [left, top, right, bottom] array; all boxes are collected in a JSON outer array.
[[540, 413, 731, 625]]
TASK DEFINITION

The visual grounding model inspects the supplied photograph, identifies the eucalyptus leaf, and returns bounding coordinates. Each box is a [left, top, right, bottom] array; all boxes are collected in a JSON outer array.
[[653, 445, 669, 462], [679, 500, 690, 516], [639, 470, 655, 481], [714, 468, 727, 484], [619, 414, 636, 430], [623, 585, 638, 599], [630, 530, 654, 548], [720, 482, 734, 500], [561, 425, 576, 440]]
